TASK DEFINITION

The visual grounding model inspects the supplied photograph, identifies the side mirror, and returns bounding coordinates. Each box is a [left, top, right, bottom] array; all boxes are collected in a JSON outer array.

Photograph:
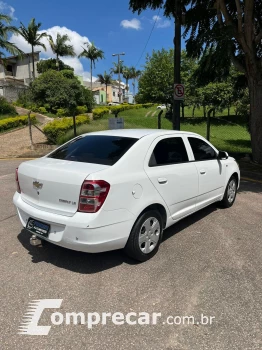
[[218, 151, 229, 160]]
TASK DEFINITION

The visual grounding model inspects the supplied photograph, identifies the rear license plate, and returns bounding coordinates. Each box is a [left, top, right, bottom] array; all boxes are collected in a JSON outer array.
[[26, 218, 50, 238]]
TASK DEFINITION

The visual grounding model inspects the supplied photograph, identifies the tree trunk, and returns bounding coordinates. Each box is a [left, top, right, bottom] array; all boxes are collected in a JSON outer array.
[[192, 106, 195, 117], [249, 78, 262, 164], [126, 78, 129, 92], [90, 61, 93, 92], [28, 111, 34, 149], [56, 54, 59, 71], [31, 46, 35, 80], [228, 106, 230, 116], [106, 84, 108, 103], [203, 105, 207, 118]]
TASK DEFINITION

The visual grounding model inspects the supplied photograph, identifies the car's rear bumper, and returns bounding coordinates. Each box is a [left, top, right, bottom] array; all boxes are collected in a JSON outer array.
[[13, 192, 135, 253]]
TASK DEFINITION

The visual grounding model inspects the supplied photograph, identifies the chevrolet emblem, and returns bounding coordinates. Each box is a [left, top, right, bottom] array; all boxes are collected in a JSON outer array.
[[33, 181, 43, 190]]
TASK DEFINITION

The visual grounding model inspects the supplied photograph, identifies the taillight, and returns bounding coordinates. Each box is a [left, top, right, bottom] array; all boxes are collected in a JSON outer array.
[[15, 168, 21, 193], [78, 180, 110, 213]]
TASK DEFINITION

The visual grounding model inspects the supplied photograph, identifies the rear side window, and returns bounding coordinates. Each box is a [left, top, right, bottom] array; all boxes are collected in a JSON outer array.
[[188, 137, 217, 161], [48, 135, 138, 165], [149, 137, 189, 166]]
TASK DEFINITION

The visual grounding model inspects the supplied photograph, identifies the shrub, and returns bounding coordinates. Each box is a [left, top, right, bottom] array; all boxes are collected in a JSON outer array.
[[93, 107, 110, 120], [38, 106, 47, 114], [56, 108, 68, 117], [0, 115, 36, 132], [0, 96, 17, 115], [76, 105, 87, 115], [43, 115, 90, 142]]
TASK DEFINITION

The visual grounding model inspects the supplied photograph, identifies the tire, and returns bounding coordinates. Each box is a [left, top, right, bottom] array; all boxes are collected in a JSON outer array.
[[124, 210, 163, 262], [220, 176, 238, 208]]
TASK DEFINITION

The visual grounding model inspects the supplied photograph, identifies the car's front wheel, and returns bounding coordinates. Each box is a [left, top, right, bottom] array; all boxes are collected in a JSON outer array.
[[220, 176, 238, 208], [124, 210, 163, 262]]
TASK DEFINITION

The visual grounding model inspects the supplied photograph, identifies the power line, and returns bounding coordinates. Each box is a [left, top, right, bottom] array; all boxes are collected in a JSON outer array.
[[135, 9, 161, 68]]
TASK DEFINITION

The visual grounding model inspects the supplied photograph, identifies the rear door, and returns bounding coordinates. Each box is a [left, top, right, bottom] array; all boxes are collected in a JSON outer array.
[[186, 136, 226, 209], [144, 135, 198, 221]]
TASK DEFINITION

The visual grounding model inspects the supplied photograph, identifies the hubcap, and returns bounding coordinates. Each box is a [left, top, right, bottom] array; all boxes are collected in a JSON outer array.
[[139, 217, 160, 254], [227, 179, 236, 203]]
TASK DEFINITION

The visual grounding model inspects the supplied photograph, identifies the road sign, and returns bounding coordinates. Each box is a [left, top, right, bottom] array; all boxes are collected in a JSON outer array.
[[174, 84, 185, 100]]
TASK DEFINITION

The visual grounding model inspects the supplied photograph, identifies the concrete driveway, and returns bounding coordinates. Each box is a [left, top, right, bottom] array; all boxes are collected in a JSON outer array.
[[1, 160, 262, 350]]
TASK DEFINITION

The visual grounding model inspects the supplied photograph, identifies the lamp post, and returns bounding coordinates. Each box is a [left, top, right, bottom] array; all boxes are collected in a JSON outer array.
[[173, 0, 182, 131], [112, 52, 125, 103]]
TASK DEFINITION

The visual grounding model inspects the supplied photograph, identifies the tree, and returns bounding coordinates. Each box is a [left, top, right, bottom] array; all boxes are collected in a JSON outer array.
[[130, 67, 141, 102], [48, 33, 76, 70], [37, 58, 74, 74], [19, 18, 48, 79], [78, 42, 104, 92], [97, 71, 112, 101], [30, 70, 94, 112], [0, 13, 23, 61], [122, 67, 133, 92], [129, 0, 262, 163], [111, 61, 124, 76]]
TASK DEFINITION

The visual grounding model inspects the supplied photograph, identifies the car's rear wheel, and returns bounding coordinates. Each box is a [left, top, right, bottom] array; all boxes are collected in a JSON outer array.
[[220, 176, 238, 208], [124, 210, 163, 262]]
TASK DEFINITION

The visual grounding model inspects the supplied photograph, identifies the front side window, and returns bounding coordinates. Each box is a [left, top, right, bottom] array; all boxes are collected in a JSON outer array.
[[48, 135, 138, 165], [149, 137, 189, 166], [188, 137, 217, 161]]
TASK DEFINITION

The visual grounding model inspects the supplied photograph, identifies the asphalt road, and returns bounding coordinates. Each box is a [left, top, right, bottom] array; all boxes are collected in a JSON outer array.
[[1, 159, 262, 350]]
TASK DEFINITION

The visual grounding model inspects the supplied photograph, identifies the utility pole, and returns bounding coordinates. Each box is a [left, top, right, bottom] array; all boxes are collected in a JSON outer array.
[[173, 0, 182, 131], [112, 53, 125, 103]]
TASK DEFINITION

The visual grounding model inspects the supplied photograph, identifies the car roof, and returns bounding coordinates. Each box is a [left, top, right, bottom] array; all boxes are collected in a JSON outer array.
[[82, 129, 200, 139]]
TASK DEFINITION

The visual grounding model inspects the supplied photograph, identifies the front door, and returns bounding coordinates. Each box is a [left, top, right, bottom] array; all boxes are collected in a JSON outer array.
[[186, 136, 226, 209]]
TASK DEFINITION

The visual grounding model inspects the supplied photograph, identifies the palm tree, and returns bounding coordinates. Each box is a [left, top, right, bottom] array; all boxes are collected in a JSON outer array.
[[97, 71, 112, 102], [110, 61, 124, 79], [122, 66, 133, 92], [78, 42, 104, 92], [0, 13, 23, 64], [130, 67, 141, 102], [19, 18, 48, 79], [48, 33, 76, 70]]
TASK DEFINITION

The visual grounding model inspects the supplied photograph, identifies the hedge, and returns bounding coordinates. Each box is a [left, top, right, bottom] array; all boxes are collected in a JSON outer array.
[[43, 115, 90, 143], [92, 103, 156, 119], [0, 115, 36, 133]]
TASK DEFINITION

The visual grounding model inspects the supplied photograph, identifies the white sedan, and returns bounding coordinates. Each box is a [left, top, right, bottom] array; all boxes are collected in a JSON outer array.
[[13, 129, 240, 262]]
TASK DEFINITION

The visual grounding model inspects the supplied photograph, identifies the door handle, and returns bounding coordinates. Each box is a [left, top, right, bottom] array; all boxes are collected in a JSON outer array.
[[200, 170, 206, 175], [158, 178, 167, 184]]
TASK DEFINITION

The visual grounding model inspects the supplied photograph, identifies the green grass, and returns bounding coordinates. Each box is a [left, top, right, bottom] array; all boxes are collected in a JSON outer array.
[[57, 106, 251, 154]]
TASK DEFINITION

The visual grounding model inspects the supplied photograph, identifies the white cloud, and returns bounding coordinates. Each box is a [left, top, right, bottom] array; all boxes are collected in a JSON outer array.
[[120, 18, 141, 30], [152, 15, 171, 29], [0, 1, 16, 19], [9, 26, 97, 81]]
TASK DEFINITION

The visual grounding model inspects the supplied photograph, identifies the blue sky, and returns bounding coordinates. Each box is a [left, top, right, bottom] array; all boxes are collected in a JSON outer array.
[[1, 0, 185, 80]]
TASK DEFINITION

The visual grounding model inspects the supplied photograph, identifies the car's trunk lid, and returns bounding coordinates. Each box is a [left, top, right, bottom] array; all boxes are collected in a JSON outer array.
[[18, 158, 109, 216]]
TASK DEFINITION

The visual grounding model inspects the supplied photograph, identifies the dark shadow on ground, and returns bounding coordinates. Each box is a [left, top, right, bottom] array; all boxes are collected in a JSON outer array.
[[17, 229, 138, 273], [17, 204, 219, 274], [163, 204, 218, 242], [238, 179, 262, 194], [17, 183, 261, 274]]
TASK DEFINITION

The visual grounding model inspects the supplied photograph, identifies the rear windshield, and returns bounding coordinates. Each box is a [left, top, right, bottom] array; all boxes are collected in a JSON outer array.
[[48, 135, 138, 165]]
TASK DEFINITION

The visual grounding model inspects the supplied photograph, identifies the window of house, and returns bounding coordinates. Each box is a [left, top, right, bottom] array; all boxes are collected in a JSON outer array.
[[188, 137, 217, 161], [113, 91, 115, 97], [149, 137, 189, 167]]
